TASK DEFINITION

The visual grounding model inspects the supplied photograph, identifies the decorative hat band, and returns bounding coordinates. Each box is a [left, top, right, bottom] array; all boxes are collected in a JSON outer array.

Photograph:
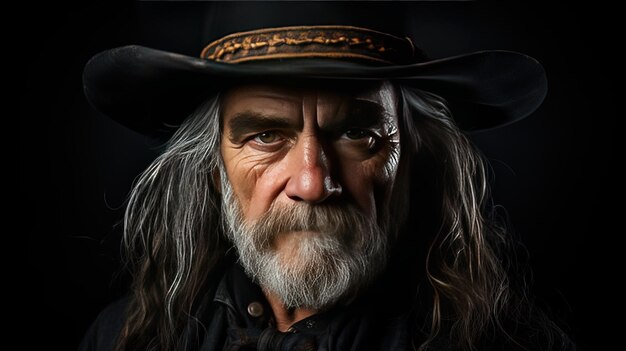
[[200, 25, 422, 65]]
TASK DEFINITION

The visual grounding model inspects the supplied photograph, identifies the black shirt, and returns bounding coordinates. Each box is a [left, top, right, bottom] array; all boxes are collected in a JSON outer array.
[[79, 264, 411, 351]]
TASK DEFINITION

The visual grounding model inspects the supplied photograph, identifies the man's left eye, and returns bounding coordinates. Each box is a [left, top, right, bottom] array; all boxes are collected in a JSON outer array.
[[344, 128, 371, 140]]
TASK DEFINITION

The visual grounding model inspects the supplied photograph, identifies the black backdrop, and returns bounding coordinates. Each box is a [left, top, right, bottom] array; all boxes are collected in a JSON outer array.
[[19, 2, 617, 350]]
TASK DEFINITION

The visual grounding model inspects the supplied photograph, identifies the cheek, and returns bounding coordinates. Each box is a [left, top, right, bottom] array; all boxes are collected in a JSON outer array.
[[222, 147, 289, 221], [335, 128, 400, 217], [339, 155, 397, 220], [245, 162, 290, 219]]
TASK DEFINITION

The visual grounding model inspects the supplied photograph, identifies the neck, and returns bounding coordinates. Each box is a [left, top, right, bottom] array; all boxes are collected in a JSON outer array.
[[263, 290, 318, 332]]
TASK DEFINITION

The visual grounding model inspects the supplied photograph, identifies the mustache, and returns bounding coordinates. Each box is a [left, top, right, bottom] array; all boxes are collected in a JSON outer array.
[[246, 201, 372, 245]]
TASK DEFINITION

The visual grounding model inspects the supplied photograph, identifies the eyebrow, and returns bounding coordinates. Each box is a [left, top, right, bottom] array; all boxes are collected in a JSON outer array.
[[225, 100, 390, 142], [227, 112, 297, 142], [324, 100, 389, 133]]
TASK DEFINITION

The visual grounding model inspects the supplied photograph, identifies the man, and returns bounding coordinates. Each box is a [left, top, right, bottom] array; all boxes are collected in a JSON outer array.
[[80, 4, 574, 351]]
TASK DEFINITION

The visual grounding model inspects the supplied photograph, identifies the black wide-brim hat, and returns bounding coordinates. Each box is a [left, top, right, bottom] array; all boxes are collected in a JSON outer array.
[[83, 3, 547, 137]]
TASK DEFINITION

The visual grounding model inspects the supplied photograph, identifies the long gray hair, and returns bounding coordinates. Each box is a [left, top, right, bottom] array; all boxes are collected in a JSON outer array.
[[114, 84, 569, 350], [116, 96, 225, 350]]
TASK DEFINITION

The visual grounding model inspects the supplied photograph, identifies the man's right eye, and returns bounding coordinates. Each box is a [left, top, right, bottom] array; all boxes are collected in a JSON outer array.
[[253, 131, 280, 144]]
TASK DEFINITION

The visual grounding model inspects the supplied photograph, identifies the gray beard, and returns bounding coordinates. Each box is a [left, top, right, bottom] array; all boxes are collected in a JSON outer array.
[[219, 169, 390, 310]]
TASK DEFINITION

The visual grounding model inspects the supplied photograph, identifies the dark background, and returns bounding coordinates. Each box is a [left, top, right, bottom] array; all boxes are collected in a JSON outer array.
[[19, 1, 617, 349]]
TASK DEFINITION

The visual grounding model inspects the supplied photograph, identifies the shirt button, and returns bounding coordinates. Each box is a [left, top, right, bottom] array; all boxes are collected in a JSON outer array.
[[247, 302, 264, 317]]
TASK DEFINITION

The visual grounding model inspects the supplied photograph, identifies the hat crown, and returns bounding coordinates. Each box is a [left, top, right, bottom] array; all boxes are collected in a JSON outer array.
[[201, 2, 411, 45]]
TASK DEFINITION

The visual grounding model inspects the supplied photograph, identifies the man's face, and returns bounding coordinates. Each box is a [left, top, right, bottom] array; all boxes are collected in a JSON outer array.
[[219, 81, 400, 308], [221, 81, 399, 229]]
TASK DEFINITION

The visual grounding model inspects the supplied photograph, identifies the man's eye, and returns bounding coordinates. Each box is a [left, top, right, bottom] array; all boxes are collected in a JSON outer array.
[[253, 131, 280, 144], [344, 128, 370, 140]]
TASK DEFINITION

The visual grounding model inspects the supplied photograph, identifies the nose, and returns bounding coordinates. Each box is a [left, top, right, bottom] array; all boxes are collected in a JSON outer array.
[[285, 135, 342, 203]]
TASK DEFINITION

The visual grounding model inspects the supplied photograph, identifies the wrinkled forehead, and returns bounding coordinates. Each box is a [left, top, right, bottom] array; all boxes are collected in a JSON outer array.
[[221, 79, 398, 111]]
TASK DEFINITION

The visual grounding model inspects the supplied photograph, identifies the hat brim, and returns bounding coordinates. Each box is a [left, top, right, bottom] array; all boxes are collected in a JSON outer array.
[[83, 45, 547, 136]]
